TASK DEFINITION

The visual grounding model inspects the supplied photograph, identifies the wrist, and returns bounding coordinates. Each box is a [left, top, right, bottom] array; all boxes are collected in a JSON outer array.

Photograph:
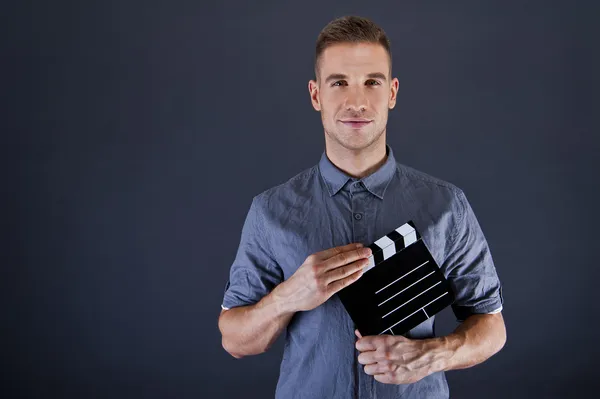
[[270, 281, 298, 315], [427, 334, 463, 374]]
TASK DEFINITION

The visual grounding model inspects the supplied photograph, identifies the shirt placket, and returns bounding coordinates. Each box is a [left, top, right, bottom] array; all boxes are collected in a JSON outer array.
[[350, 181, 367, 244], [350, 180, 374, 398]]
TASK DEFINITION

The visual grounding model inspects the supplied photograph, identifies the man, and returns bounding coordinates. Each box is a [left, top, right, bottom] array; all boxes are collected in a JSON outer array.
[[218, 15, 506, 399]]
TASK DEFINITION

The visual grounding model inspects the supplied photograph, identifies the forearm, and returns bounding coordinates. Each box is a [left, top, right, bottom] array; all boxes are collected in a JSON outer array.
[[218, 284, 296, 358], [429, 313, 506, 373]]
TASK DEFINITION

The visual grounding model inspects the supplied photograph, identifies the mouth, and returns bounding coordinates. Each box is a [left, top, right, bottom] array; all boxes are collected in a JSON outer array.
[[339, 119, 373, 129]]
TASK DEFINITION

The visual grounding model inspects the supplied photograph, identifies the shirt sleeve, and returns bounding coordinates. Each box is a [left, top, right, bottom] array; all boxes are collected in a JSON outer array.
[[442, 190, 504, 322], [221, 195, 283, 310]]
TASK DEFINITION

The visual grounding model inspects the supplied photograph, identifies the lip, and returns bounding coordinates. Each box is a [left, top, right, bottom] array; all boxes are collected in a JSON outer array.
[[340, 119, 372, 128]]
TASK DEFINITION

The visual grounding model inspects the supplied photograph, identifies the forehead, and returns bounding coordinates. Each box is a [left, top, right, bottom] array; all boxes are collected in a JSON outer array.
[[319, 42, 389, 77]]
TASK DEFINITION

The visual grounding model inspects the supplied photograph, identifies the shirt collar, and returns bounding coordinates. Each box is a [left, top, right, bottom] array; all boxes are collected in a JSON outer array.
[[318, 144, 397, 199]]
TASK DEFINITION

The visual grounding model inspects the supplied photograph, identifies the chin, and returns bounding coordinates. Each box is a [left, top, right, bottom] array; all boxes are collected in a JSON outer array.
[[325, 126, 379, 151], [339, 138, 374, 151]]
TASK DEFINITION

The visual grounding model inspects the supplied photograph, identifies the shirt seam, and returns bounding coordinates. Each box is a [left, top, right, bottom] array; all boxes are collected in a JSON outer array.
[[395, 162, 466, 260], [253, 193, 282, 273], [444, 189, 467, 265]]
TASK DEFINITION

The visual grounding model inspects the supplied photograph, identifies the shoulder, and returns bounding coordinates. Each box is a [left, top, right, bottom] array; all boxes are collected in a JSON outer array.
[[397, 161, 465, 198], [395, 162, 462, 194], [250, 165, 318, 215], [394, 162, 469, 225]]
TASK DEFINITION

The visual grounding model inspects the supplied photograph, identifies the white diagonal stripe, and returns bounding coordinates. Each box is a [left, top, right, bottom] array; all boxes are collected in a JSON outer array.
[[404, 230, 417, 246], [374, 260, 429, 294], [395, 223, 415, 237], [374, 235, 394, 250], [381, 281, 442, 318], [382, 241, 396, 260], [377, 269, 434, 306], [379, 292, 449, 335]]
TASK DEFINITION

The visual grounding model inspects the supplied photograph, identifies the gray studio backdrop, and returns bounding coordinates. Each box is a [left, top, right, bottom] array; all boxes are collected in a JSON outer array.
[[4, 1, 599, 398]]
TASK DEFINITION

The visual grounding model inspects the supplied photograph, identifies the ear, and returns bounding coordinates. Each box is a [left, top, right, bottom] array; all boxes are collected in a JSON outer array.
[[389, 77, 399, 109], [308, 79, 321, 111]]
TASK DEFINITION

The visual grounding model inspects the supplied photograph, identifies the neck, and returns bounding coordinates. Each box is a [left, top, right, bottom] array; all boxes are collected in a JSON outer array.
[[324, 134, 388, 179]]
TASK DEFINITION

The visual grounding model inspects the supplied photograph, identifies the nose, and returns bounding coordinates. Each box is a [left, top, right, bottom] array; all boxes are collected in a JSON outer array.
[[344, 87, 368, 112]]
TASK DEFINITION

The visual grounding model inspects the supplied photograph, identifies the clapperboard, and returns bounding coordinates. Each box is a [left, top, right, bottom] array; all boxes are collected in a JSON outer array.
[[337, 221, 455, 337]]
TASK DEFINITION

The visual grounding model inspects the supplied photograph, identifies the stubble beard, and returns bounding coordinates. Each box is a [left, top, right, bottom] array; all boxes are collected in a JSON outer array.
[[324, 122, 386, 152]]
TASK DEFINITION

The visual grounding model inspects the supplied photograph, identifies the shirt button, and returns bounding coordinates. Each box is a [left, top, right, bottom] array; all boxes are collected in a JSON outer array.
[[354, 213, 363, 220]]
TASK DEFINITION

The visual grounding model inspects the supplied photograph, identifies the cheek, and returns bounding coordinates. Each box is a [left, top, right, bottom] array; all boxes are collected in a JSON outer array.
[[320, 103, 338, 120], [320, 92, 342, 109], [372, 93, 389, 108]]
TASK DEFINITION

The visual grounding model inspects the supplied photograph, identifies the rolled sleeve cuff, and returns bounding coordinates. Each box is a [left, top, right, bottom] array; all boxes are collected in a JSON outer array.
[[221, 296, 247, 310], [486, 305, 503, 314], [452, 296, 504, 322]]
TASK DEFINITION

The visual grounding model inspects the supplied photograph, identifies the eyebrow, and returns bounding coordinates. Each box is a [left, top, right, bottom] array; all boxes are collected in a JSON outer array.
[[324, 72, 388, 84]]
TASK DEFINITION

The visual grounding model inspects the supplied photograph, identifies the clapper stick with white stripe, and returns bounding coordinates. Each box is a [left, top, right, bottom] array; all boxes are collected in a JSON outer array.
[[337, 221, 455, 337]]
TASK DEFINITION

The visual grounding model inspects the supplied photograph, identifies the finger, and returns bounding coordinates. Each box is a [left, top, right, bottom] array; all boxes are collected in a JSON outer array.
[[326, 267, 364, 295], [363, 363, 377, 375], [357, 350, 378, 365], [364, 362, 387, 375], [315, 242, 364, 261], [323, 257, 369, 285], [355, 336, 381, 352], [373, 372, 395, 384], [323, 246, 372, 272], [355, 329, 363, 339]]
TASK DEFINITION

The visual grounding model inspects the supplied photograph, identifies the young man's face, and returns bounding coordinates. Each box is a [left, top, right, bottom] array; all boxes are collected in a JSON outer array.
[[309, 42, 399, 152]]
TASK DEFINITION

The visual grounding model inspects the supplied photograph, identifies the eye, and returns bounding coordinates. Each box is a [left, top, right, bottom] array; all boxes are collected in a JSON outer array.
[[366, 80, 381, 86], [332, 80, 346, 87]]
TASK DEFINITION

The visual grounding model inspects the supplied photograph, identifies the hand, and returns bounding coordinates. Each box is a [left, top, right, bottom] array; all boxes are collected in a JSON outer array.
[[355, 329, 441, 384], [274, 243, 372, 312]]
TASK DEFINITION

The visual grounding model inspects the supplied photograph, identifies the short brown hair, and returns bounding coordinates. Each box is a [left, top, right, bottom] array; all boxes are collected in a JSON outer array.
[[314, 16, 392, 81]]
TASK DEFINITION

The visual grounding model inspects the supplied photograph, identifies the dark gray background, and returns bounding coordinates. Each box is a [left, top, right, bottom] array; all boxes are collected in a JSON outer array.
[[3, 1, 599, 398]]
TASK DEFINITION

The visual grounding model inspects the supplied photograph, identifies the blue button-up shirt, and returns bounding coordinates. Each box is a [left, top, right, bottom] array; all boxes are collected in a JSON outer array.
[[221, 144, 503, 398]]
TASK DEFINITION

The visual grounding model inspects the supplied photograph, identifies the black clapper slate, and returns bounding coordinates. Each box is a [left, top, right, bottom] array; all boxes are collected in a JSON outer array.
[[337, 221, 455, 337]]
